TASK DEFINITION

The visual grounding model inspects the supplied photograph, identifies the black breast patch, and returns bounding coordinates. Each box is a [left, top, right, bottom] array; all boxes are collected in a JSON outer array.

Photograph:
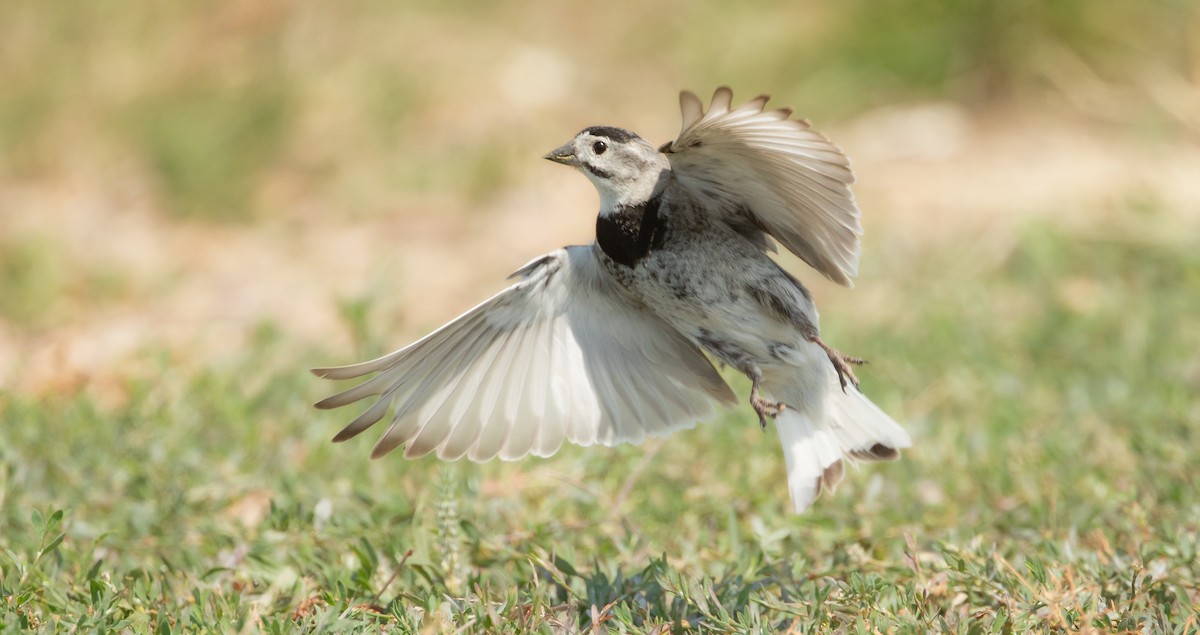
[[596, 194, 668, 268]]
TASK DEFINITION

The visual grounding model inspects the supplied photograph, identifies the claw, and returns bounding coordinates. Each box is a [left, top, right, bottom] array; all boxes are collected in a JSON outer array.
[[751, 395, 785, 430], [811, 336, 867, 392], [749, 376, 786, 430]]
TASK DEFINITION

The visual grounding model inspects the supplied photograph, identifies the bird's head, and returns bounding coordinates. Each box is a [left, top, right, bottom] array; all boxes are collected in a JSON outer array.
[[544, 126, 669, 213]]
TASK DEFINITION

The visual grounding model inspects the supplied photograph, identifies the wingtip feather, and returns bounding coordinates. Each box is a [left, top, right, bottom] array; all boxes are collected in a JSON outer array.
[[371, 435, 405, 459], [746, 94, 771, 112], [710, 86, 734, 113], [311, 365, 372, 381], [679, 90, 704, 133], [313, 397, 341, 410], [331, 397, 393, 441]]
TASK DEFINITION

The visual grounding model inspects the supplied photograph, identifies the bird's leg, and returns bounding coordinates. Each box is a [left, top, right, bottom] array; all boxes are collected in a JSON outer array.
[[809, 335, 867, 392], [748, 370, 785, 430]]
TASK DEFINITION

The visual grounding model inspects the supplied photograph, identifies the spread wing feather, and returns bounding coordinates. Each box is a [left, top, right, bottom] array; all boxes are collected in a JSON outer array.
[[664, 87, 863, 287], [312, 245, 736, 462]]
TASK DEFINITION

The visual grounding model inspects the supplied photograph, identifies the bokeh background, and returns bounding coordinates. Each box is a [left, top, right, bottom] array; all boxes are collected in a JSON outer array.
[[3, 0, 1197, 392], [2, 1, 1199, 630]]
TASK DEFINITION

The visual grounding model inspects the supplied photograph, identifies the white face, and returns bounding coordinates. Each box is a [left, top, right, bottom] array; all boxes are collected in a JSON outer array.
[[546, 127, 670, 213]]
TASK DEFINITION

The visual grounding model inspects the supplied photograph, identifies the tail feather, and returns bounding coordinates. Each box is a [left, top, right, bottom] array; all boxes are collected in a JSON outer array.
[[773, 407, 846, 513], [771, 384, 911, 513], [826, 385, 911, 461]]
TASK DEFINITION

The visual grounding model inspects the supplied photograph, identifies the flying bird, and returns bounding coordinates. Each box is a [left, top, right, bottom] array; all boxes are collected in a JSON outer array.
[[313, 87, 911, 512]]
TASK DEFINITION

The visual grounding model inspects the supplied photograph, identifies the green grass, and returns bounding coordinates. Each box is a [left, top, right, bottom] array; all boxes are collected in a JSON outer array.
[[2, 219, 1198, 632], [2, 1, 1197, 629]]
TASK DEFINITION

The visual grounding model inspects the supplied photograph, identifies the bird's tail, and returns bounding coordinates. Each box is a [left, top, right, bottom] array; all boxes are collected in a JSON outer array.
[[771, 385, 911, 513]]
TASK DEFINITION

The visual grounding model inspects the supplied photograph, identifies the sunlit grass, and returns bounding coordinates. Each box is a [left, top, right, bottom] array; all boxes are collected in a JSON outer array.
[[1, 1, 1198, 630], [2, 220, 1196, 631]]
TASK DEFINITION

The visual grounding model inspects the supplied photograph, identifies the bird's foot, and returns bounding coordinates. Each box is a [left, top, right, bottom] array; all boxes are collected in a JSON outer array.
[[811, 336, 867, 392], [750, 385, 786, 431]]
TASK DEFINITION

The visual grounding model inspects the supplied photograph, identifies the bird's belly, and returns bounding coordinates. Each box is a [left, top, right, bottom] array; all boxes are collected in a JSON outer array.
[[602, 242, 834, 412], [606, 248, 798, 363]]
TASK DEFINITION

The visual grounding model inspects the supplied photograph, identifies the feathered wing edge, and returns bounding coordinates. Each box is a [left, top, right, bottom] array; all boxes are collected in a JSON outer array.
[[665, 87, 863, 287], [311, 246, 736, 463]]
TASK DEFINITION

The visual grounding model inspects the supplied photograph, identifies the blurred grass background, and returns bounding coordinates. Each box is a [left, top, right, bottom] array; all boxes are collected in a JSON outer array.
[[1, 0, 1199, 631], [2, 0, 1196, 223]]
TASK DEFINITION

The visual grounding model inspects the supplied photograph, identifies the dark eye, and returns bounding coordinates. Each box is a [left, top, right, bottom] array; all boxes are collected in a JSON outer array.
[[592, 140, 607, 155]]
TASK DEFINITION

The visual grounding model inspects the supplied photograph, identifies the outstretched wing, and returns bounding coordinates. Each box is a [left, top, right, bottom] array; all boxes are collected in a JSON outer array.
[[663, 87, 862, 287], [312, 245, 736, 462]]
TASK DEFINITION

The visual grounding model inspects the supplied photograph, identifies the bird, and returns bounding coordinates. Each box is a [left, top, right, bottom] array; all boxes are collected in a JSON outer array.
[[312, 87, 911, 513]]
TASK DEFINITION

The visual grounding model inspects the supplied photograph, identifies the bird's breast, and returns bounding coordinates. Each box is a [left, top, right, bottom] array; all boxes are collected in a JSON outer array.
[[595, 194, 668, 268]]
